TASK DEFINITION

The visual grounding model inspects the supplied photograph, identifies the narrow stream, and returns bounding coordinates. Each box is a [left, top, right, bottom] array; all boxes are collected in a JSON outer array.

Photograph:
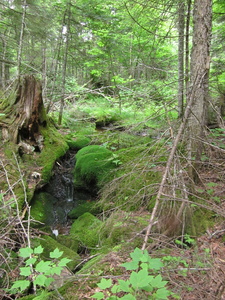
[[40, 150, 94, 229]]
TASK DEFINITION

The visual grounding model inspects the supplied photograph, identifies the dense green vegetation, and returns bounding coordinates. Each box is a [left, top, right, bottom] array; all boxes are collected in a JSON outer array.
[[1, 0, 225, 299]]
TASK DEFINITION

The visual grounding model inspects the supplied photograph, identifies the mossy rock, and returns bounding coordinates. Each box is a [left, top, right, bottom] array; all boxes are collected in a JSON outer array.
[[70, 212, 102, 251], [74, 145, 116, 190], [66, 135, 91, 150], [56, 235, 79, 252], [33, 235, 80, 271], [30, 192, 59, 226], [68, 201, 99, 219]]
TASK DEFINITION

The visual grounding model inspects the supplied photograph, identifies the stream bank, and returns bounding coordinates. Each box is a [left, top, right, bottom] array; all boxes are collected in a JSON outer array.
[[30, 149, 96, 231]]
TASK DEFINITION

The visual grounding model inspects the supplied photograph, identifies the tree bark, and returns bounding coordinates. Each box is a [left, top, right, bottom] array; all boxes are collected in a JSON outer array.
[[17, 0, 27, 76], [178, 0, 185, 118], [185, 0, 192, 96], [187, 0, 212, 182], [58, 1, 71, 125]]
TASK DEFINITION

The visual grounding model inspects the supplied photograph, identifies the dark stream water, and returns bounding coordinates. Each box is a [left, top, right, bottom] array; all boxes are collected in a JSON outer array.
[[40, 150, 94, 230]]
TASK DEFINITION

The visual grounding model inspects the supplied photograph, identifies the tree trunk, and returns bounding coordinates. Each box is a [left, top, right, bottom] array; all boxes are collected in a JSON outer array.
[[178, 0, 185, 118], [17, 0, 27, 76], [58, 1, 71, 125], [0, 75, 47, 153], [185, 0, 192, 96], [187, 0, 212, 182]]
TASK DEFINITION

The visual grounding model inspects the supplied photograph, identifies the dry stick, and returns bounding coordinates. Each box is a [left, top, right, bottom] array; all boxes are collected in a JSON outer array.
[[142, 72, 203, 250]]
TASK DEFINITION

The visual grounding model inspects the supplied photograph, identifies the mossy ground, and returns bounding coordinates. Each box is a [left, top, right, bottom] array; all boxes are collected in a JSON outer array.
[[32, 235, 80, 271], [70, 212, 103, 252], [2, 104, 225, 300], [74, 145, 117, 190], [30, 192, 58, 226]]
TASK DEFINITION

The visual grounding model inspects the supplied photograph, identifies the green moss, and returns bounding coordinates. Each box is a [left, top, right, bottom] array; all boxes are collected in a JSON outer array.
[[74, 145, 116, 190], [68, 201, 99, 219], [57, 235, 79, 252], [33, 235, 80, 270], [39, 126, 69, 183], [66, 135, 91, 150], [77, 253, 104, 274], [70, 212, 102, 251], [30, 192, 58, 226], [185, 207, 216, 236]]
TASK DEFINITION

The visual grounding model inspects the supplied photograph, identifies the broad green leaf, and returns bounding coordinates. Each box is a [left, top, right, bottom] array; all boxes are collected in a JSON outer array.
[[142, 284, 154, 292], [50, 248, 63, 259], [11, 280, 30, 291], [92, 292, 105, 299], [140, 262, 148, 270], [20, 266, 31, 276], [129, 269, 151, 289], [120, 294, 136, 300], [25, 257, 37, 266], [130, 248, 145, 262], [44, 277, 55, 287], [150, 274, 167, 288], [117, 279, 131, 292], [19, 247, 33, 258], [34, 245, 44, 254], [149, 258, 164, 270], [111, 284, 122, 293], [154, 287, 170, 299], [47, 266, 63, 276], [35, 260, 52, 273], [97, 278, 112, 289], [58, 257, 72, 267], [121, 260, 139, 270], [34, 274, 48, 287]]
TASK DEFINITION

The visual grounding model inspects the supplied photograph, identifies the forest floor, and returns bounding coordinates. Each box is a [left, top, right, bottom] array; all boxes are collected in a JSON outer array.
[[62, 134, 225, 300], [1, 123, 225, 299]]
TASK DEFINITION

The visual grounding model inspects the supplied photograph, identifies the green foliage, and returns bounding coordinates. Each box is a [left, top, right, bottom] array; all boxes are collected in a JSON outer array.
[[92, 247, 175, 299], [175, 234, 196, 248], [8, 246, 72, 294]]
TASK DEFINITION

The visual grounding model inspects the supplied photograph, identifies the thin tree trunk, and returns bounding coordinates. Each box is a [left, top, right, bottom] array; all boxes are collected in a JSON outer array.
[[17, 0, 27, 77], [1, 34, 6, 88], [178, 0, 185, 118], [42, 46, 47, 104], [58, 1, 71, 125], [185, 0, 192, 96]]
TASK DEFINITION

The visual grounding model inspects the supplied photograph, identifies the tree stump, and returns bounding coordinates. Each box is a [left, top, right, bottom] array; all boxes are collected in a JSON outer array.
[[0, 75, 47, 153]]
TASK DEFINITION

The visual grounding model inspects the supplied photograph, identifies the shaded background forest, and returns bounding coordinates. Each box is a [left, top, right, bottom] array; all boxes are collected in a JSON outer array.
[[0, 0, 224, 120]]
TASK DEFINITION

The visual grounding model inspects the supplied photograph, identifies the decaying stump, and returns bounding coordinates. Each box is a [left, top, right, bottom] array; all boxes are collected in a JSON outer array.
[[0, 75, 47, 154]]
